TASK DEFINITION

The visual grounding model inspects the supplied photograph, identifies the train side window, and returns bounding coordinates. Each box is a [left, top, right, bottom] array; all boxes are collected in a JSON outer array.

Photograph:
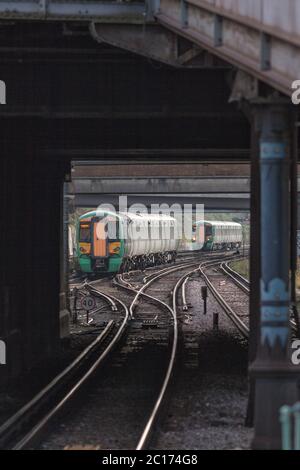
[[159, 220, 163, 240], [170, 221, 175, 240], [102, 216, 119, 240]]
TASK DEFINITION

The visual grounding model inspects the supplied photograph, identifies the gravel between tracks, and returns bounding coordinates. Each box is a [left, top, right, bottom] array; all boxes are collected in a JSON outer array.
[[0, 278, 122, 427], [40, 267, 252, 450], [1, 258, 253, 450], [152, 276, 253, 450]]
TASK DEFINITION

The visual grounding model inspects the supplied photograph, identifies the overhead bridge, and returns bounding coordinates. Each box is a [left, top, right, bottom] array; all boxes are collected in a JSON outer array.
[[72, 175, 300, 213], [1, 0, 299, 96], [73, 193, 250, 211], [71, 176, 251, 211], [1, 1, 300, 448], [0, 0, 145, 21], [73, 176, 251, 194]]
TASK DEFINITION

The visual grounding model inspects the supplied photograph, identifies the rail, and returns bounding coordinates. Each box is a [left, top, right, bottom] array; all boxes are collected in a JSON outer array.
[[0, 290, 129, 450]]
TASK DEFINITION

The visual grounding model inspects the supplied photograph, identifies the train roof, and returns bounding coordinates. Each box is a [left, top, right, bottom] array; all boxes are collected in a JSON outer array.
[[196, 220, 242, 228], [79, 210, 176, 222], [122, 212, 176, 222]]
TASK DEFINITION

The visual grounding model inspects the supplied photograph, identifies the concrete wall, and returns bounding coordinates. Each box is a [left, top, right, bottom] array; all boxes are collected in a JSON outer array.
[[0, 127, 69, 382]]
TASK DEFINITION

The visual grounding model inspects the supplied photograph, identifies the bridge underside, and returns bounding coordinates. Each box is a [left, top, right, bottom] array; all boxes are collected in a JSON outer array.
[[71, 175, 251, 210], [74, 193, 250, 211], [0, 1, 299, 99], [0, 2, 299, 450], [0, 21, 252, 384]]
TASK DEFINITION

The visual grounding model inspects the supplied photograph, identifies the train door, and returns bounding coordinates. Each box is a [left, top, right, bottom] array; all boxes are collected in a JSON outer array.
[[204, 223, 213, 250], [92, 217, 107, 258]]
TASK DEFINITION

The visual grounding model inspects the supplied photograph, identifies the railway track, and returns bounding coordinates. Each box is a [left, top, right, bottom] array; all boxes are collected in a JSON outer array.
[[115, 260, 201, 449], [1, 251, 245, 450], [151, 255, 251, 450], [198, 257, 250, 339], [220, 261, 250, 294], [112, 251, 246, 448], [0, 291, 129, 450], [218, 259, 299, 337]]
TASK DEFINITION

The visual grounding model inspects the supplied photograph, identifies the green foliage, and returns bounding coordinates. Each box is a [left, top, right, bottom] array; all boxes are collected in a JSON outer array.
[[204, 212, 249, 222], [68, 207, 94, 232], [230, 259, 249, 279]]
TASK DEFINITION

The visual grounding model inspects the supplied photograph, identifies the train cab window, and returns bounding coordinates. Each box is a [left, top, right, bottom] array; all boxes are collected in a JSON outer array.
[[205, 225, 212, 236], [79, 223, 91, 242]]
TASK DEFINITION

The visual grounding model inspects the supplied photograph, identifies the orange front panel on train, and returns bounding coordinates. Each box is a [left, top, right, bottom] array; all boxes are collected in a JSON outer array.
[[93, 222, 107, 257]]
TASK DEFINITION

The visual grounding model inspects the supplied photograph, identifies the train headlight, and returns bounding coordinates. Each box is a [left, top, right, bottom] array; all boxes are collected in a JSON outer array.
[[109, 242, 121, 255]]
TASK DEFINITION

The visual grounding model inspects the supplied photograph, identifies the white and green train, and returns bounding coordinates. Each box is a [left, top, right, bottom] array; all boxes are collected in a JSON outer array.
[[77, 210, 180, 274], [76, 210, 242, 276], [193, 220, 243, 251]]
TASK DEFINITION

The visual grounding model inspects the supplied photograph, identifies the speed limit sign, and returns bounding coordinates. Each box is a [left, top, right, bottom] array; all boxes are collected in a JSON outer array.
[[81, 295, 96, 324], [81, 295, 96, 312]]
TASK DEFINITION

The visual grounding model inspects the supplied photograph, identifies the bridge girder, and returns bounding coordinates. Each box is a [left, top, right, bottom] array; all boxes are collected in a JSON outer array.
[[90, 22, 225, 68], [0, 0, 299, 96], [73, 193, 250, 211], [72, 176, 252, 194], [0, 0, 145, 22]]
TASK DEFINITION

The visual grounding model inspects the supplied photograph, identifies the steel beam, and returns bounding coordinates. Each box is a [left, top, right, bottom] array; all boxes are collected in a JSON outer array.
[[0, 1, 299, 97], [246, 113, 261, 428], [0, 0, 145, 22], [91, 22, 191, 67], [72, 162, 251, 177], [290, 116, 300, 334], [154, 0, 300, 96], [90, 22, 219, 67], [0, 107, 238, 119], [72, 176, 251, 194], [74, 193, 250, 211], [250, 100, 300, 450], [45, 148, 251, 162]]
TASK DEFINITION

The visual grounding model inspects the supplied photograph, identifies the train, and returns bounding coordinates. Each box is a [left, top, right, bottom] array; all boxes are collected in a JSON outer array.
[[77, 210, 180, 274], [76, 210, 243, 275], [193, 220, 243, 251]]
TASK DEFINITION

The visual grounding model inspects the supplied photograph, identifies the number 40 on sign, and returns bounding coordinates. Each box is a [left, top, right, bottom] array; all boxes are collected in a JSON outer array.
[[81, 295, 96, 323]]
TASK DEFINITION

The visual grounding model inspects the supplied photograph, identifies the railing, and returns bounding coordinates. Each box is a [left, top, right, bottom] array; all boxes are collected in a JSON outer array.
[[280, 403, 300, 450]]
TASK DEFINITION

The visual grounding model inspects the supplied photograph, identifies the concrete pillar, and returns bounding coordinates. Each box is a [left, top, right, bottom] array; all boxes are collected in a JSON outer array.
[[0, 139, 70, 383], [250, 100, 300, 449], [246, 115, 261, 427], [0, 157, 23, 382], [290, 119, 300, 334], [60, 179, 71, 339]]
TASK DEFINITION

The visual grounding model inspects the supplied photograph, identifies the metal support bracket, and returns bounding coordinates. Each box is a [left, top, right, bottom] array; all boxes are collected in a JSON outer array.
[[180, 0, 188, 29], [214, 14, 223, 47], [260, 32, 271, 71], [90, 22, 204, 68]]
